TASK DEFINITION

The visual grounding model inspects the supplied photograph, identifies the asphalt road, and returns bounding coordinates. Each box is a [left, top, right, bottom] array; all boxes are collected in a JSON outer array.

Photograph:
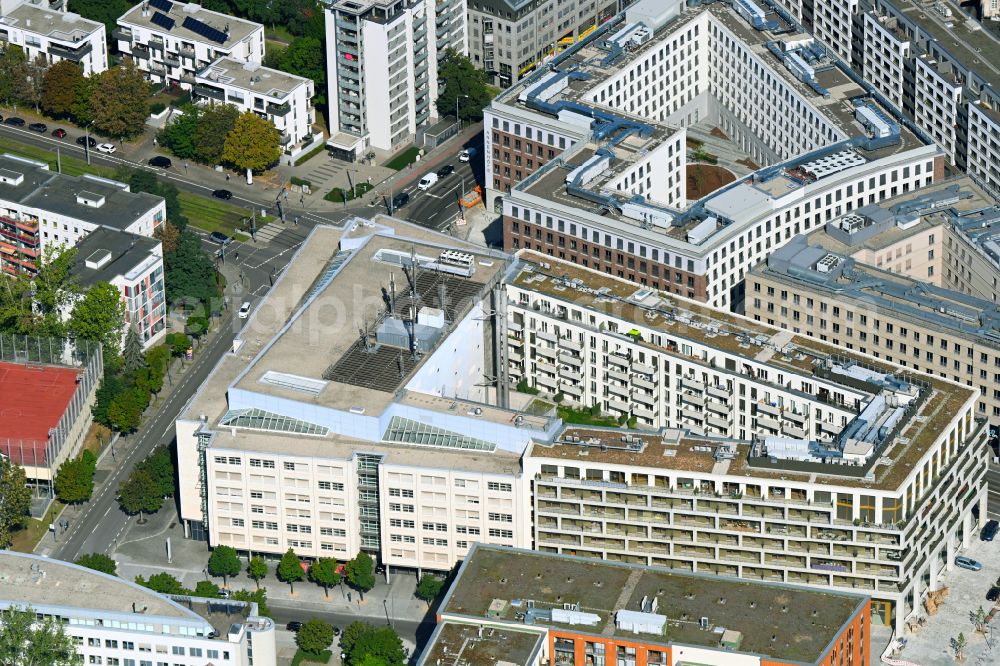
[[0, 124, 338, 227], [268, 603, 435, 652]]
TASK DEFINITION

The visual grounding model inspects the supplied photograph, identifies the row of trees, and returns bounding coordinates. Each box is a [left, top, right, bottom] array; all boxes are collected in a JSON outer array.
[[158, 105, 282, 174], [117, 445, 175, 522], [0, 456, 31, 549], [133, 570, 272, 617]]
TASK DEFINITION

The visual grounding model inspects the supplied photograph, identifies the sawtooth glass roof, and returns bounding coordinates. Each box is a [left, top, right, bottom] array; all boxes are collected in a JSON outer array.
[[219, 408, 328, 436], [382, 416, 497, 451]]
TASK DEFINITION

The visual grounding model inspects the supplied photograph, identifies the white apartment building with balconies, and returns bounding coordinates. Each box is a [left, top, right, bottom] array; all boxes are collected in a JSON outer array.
[[192, 57, 317, 159], [0, 0, 107, 75], [116, 1, 264, 89]]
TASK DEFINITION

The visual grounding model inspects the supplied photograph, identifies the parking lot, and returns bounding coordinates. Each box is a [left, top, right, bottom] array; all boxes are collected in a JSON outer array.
[[895, 535, 1000, 665]]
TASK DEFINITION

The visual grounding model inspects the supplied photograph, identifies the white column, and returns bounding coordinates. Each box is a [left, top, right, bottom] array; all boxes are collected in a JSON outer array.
[[947, 536, 956, 571], [962, 512, 973, 549]]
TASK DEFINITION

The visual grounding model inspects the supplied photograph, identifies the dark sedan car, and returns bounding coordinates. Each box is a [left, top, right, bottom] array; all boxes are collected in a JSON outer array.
[[76, 135, 97, 148], [391, 192, 410, 210], [436, 164, 455, 177], [212, 189, 233, 200], [52, 128, 67, 138], [28, 122, 47, 133], [286, 621, 303, 632], [4, 117, 25, 127], [148, 156, 172, 168]]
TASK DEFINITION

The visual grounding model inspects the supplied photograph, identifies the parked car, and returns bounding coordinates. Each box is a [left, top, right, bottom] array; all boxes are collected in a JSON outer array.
[[51, 128, 67, 138], [987, 587, 999, 602], [436, 164, 455, 177], [238, 302, 251, 319], [459, 147, 477, 162], [956, 556, 983, 571], [391, 192, 410, 210], [76, 135, 97, 148], [285, 621, 303, 632], [418, 173, 439, 191], [148, 155, 172, 168], [209, 231, 232, 245], [212, 189, 233, 200], [28, 122, 47, 133], [4, 117, 25, 127], [982, 520, 998, 542], [218, 589, 232, 599], [96, 143, 116, 154]]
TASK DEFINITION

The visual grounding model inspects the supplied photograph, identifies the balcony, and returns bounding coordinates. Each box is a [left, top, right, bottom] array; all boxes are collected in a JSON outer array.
[[558, 352, 582, 367], [607, 399, 630, 414], [632, 376, 655, 391], [756, 415, 781, 432], [681, 391, 705, 407], [535, 345, 557, 360], [557, 337, 583, 353], [706, 400, 729, 415], [631, 361, 655, 375], [606, 383, 629, 399], [607, 354, 629, 368], [559, 369, 583, 384], [112, 28, 133, 42], [163, 55, 181, 68], [681, 376, 705, 391], [707, 385, 730, 401], [267, 102, 292, 117], [756, 402, 780, 418], [606, 368, 629, 383], [179, 46, 196, 58], [48, 41, 93, 62]]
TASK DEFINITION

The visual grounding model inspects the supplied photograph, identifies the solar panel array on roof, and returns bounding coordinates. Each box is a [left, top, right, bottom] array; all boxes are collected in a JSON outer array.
[[182, 15, 228, 44], [149, 0, 173, 13], [150, 11, 175, 31]]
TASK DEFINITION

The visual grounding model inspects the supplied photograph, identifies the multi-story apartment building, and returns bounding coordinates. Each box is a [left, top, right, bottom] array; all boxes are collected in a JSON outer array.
[[175, 219, 557, 572], [505, 251, 988, 632], [0, 154, 165, 277], [0, 0, 107, 75], [0, 335, 102, 496], [745, 178, 1000, 427], [193, 57, 317, 158], [116, 1, 264, 90], [466, 0, 622, 88], [324, 0, 446, 157], [771, 0, 1000, 200], [421, 544, 871, 666], [986, 0, 1000, 20], [486, 0, 943, 311], [72, 228, 166, 349], [0, 551, 276, 666], [435, 0, 466, 58]]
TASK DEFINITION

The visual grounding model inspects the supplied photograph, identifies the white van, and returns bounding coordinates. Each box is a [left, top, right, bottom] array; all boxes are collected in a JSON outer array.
[[418, 173, 439, 190]]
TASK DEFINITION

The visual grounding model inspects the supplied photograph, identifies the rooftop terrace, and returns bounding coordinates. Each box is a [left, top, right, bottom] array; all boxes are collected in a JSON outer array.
[[443, 545, 867, 664], [197, 57, 310, 99]]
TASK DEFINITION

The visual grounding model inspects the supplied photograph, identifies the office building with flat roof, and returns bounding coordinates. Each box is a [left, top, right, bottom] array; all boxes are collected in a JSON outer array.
[[0, 550, 275, 666], [486, 0, 943, 311], [0, 0, 107, 75], [421, 543, 871, 666], [505, 250, 987, 632]]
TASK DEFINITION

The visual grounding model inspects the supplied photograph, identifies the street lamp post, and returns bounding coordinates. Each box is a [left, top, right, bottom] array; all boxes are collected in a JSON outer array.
[[383, 599, 392, 629], [84, 123, 92, 165], [455, 94, 470, 129]]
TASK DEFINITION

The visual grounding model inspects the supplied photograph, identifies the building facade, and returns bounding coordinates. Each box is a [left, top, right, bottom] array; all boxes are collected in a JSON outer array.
[[116, 2, 264, 90], [193, 57, 317, 158], [0, 551, 275, 666], [0, 0, 108, 75]]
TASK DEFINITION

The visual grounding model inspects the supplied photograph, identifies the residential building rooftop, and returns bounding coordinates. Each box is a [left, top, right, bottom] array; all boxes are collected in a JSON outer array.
[[0, 4, 103, 40], [442, 544, 868, 665], [510, 250, 976, 490], [417, 621, 545, 666], [197, 57, 310, 100], [118, 1, 261, 49], [71, 227, 160, 288]]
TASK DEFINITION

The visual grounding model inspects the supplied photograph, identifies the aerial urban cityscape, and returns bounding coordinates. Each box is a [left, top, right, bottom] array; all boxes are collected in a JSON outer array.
[[0, 0, 999, 665]]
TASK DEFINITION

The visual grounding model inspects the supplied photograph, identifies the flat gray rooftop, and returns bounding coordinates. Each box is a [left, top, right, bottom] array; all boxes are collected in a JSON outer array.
[[72, 227, 160, 288], [197, 57, 309, 99], [118, 1, 261, 49], [1, 5, 103, 40], [418, 621, 544, 666]]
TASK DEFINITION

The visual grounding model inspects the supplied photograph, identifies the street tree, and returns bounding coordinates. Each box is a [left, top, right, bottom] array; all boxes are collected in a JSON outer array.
[[0, 457, 30, 549], [41, 60, 85, 118], [75, 553, 117, 576], [123, 326, 145, 373], [953, 632, 967, 661], [339, 622, 405, 666], [165, 231, 216, 305], [107, 387, 143, 434], [90, 64, 150, 139], [0, 605, 81, 666], [53, 457, 94, 504], [193, 580, 222, 598], [247, 556, 268, 589], [154, 221, 181, 254], [135, 572, 186, 595], [308, 558, 340, 599], [415, 575, 444, 607], [296, 619, 334, 656], [435, 49, 491, 122], [195, 103, 240, 165], [222, 111, 281, 176], [23, 54, 48, 112], [118, 468, 162, 523], [138, 445, 175, 498], [26, 246, 78, 338], [972, 606, 987, 634], [70, 74, 96, 125], [276, 548, 305, 594], [344, 551, 376, 601], [231, 588, 271, 618], [0, 46, 30, 106], [158, 105, 201, 161], [68, 282, 126, 357], [208, 545, 242, 587]]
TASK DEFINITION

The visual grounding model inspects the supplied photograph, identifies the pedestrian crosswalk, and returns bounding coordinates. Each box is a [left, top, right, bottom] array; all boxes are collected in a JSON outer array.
[[253, 222, 285, 243]]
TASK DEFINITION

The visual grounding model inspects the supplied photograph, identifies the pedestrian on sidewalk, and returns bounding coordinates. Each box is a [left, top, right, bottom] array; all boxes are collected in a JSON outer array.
[[226, 173, 230, 181]]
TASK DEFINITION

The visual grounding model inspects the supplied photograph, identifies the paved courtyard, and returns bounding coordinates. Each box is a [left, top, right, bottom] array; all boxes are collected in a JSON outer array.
[[891, 537, 1000, 665]]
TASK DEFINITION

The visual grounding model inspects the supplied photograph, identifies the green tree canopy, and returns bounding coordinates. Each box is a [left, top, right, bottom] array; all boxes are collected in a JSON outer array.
[[41, 60, 85, 118], [70, 74, 96, 125], [68, 282, 126, 357], [276, 548, 305, 593], [193, 580, 222, 598], [107, 386, 143, 433], [308, 558, 341, 598], [137, 445, 175, 499], [344, 551, 376, 600], [118, 468, 162, 522], [123, 326, 145, 373], [208, 545, 242, 586], [0, 46, 30, 107], [222, 111, 282, 174], [274, 37, 326, 105], [0, 245, 81, 339], [435, 49, 491, 122], [0, 457, 30, 549], [0, 606, 81, 666], [231, 588, 271, 618], [90, 64, 150, 139], [247, 556, 268, 589], [68, 0, 132, 34], [297, 619, 334, 656], [415, 575, 444, 606], [195, 104, 240, 165], [165, 231, 216, 304], [339, 622, 405, 666], [53, 457, 95, 504], [157, 106, 201, 161], [135, 572, 186, 595], [75, 553, 117, 576]]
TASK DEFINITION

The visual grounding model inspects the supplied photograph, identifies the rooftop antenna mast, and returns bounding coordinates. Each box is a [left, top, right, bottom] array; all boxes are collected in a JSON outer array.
[[389, 273, 396, 315], [358, 321, 374, 353]]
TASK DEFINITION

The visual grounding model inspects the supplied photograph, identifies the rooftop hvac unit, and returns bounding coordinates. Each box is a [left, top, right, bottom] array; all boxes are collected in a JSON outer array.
[[815, 254, 841, 273]]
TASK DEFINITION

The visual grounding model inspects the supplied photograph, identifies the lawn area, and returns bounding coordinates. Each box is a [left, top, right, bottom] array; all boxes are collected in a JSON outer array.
[[1, 142, 116, 178], [291, 649, 331, 666], [384, 145, 421, 170], [324, 182, 373, 203], [557, 405, 622, 428], [10, 500, 66, 553], [81, 423, 112, 458]]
